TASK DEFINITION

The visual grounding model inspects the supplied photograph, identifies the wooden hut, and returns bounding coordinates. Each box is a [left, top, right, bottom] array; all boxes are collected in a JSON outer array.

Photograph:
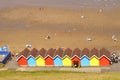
[[36, 48, 46, 66], [90, 48, 99, 66], [99, 48, 111, 66], [62, 48, 72, 66], [17, 48, 30, 66], [81, 48, 90, 66], [53, 48, 63, 66], [45, 48, 56, 66], [71, 48, 81, 67], [27, 48, 38, 66]]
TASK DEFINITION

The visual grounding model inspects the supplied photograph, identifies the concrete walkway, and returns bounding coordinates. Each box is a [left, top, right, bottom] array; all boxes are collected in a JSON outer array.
[[5, 57, 19, 69], [110, 62, 120, 72]]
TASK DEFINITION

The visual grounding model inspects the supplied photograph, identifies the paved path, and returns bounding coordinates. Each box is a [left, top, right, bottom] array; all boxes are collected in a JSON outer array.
[[110, 62, 120, 72], [15, 67, 110, 73], [5, 57, 19, 69]]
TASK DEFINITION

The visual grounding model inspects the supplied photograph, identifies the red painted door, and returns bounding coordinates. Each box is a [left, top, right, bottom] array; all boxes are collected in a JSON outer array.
[[45, 56, 54, 66], [100, 56, 110, 66], [72, 56, 80, 66], [18, 56, 28, 66]]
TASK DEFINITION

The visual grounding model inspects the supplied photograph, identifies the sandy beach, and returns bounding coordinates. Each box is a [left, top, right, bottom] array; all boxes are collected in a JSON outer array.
[[0, 1, 120, 53]]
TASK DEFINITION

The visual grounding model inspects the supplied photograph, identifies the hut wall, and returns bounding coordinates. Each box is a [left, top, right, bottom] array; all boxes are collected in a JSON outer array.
[[36, 56, 45, 66], [72, 56, 80, 66], [62, 56, 72, 66], [100, 56, 110, 66], [18, 56, 28, 66], [45, 56, 54, 66], [28, 56, 36, 66], [81, 56, 90, 66], [90, 56, 99, 66], [54, 56, 62, 66]]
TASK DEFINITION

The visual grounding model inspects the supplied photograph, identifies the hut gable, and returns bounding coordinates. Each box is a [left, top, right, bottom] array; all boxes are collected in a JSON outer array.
[[38, 48, 46, 58], [17, 48, 30, 61], [45, 48, 56, 59], [100, 48, 110, 60], [27, 48, 38, 58], [90, 48, 99, 58], [63, 48, 72, 58], [81, 48, 90, 58], [54, 48, 63, 58], [72, 48, 81, 59], [20, 48, 30, 58]]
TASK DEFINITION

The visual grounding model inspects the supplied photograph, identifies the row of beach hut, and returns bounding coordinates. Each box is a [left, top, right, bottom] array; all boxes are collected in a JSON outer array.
[[16, 48, 111, 67]]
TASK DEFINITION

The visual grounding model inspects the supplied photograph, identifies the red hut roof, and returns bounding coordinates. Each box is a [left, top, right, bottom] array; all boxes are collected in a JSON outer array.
[[81, 48, 90, 58], [27, 48, 38, 58], [100, 48, 110, 59], [45, 48, 56, 58], [72, 48, 81, 58], [54, 48, 64, 58], [19, 48, 30, 58], [90, 48, 99, 58], [38, 48, 47, 58], [63, 48, 72, 58]]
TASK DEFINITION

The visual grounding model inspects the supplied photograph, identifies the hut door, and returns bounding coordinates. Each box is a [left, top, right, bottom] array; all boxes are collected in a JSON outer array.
[[73, 61, 78, 68]]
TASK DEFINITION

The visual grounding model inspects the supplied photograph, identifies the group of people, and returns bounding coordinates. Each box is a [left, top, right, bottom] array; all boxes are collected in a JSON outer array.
[[111, 52, 120, 64]]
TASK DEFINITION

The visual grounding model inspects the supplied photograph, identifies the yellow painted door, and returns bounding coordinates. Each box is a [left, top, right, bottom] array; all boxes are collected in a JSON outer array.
[[90, 57, 99, 66], [36, 57, 45, 66], [62, 57, 72, 66]]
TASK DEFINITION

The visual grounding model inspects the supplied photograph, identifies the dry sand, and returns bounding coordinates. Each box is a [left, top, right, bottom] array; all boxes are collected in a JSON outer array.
[[0, 7, 120, 53]]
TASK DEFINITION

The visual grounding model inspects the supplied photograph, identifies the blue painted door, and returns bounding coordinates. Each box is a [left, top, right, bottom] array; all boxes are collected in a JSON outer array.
[[81, 56, 90, 66], [28, 56, 36, 66], [54, 56, 62, 66]]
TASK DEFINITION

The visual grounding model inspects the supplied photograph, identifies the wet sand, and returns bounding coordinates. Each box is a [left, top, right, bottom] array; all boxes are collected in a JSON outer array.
[[0, 0, 120, 9]]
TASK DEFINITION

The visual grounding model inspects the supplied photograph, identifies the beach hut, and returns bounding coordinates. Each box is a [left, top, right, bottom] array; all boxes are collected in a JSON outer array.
[[99, 48, 111, 66], [36, 48, 46, 66], [17, 48, 30, 66], [62, 48, 72, 66], [53, 48, 63, 66], [90, 48, 99, 66], [81, 48, 90, 66], [45, 48, 56, 66], [71, 48, 81, 67], [27, 48, 38, 66]]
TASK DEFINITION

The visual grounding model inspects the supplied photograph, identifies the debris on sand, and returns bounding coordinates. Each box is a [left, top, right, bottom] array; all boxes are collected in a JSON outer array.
[[112, 35, 117, 42], [26, 44, 32, 48], [99, 9, 102, 13], [81, 16, 85, 19], [86, 37, 92, 41], [45, 34, 51, 40]]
